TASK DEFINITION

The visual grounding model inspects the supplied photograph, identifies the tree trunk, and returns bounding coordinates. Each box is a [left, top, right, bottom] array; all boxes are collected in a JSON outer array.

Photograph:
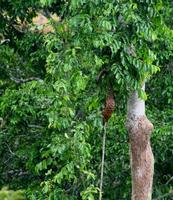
[[126, 85, 154, 200]]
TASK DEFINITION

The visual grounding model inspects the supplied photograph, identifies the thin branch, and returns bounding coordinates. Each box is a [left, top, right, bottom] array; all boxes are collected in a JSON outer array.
[[166, 176, 173, 185], [10, 77, 43, 84], [96, 68, 108, 83], [153, 191, 173, 200], [99, 123, 107, 200], [2, 169, 29, 177], [28, 124, 44, 129], [4, 142, 19, 157], [0, 39, 10, 45]]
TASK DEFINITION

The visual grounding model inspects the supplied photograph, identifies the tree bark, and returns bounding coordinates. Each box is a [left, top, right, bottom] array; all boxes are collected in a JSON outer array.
[[126, 85, 154, 200]]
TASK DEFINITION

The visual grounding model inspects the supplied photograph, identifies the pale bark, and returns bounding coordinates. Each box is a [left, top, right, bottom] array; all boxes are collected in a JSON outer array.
[[126, 85, 154, 200]]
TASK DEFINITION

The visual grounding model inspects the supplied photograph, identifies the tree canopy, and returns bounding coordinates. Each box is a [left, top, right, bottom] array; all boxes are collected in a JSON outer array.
[[0, 0, 173, 199]]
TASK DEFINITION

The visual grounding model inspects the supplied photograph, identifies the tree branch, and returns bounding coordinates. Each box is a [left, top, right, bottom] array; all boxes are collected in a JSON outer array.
[[165, 176, 173, 185], [96, 68, 108, 83], [0, 39, 10, 45], [4, 142, 19, 157], [28, 124, 44, 129], [10, 77, 43, 84], [153, 191, 173, 200]]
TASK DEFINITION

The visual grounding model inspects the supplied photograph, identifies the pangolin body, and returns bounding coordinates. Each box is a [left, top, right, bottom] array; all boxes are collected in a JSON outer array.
[[102, 92, 115, 124]]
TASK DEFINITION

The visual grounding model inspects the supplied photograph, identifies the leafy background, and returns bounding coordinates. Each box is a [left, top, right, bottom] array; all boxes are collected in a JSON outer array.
[[0, 0, 173, 200]]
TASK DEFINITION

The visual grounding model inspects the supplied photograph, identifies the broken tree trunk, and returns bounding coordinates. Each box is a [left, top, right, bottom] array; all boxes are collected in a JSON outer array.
[[126, 84, 154, 200]]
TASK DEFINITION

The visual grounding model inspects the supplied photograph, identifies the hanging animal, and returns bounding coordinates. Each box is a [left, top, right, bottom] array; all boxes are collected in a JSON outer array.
[[102, 89, 115, 124]]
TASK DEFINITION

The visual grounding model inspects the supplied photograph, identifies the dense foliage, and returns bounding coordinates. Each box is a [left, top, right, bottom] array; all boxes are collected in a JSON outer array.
[[0, 0, 173, 200], [0, 187, 24, 200]]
